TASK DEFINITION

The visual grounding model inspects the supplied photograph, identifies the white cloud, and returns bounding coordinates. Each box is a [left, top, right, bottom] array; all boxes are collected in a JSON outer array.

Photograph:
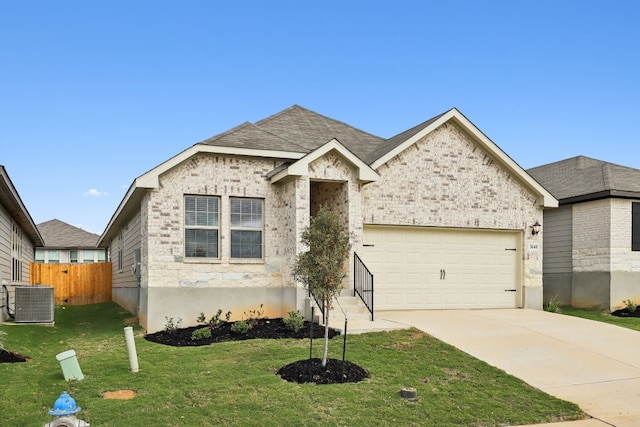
[[83, 188, 109, 197]]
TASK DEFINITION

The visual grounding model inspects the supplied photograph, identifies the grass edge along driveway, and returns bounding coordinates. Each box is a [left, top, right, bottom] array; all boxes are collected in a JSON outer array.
[[0, 302, 585, 426]]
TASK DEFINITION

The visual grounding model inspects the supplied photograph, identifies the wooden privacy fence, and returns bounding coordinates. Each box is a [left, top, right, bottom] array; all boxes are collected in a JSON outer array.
[[30, 262, 112, 305]]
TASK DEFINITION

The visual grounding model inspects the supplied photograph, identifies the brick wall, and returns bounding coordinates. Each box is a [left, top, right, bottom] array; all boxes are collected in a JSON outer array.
[[362, 122, 544, 288]]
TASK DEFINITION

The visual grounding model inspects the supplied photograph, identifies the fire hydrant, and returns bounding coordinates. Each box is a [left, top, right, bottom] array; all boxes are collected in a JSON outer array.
[[43, 391, 90, 427]]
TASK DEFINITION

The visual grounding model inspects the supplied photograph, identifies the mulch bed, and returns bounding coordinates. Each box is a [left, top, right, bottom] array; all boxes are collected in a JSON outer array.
[[0, 349, 28, 363], [611, 307, 640, 317], [276, 357, 369, 384], [145, 318, 369, 384], [144, 318, 340, 347]]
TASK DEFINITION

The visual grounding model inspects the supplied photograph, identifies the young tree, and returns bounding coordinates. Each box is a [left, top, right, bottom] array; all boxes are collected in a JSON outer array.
[[293, 206, 351, 367]]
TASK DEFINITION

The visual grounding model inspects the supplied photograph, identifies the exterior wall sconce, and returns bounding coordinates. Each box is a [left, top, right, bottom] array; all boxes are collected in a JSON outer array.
[[531, 221, 541, 235]]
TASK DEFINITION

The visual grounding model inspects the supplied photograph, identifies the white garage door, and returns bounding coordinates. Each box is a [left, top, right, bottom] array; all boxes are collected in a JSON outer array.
[[362, 225, 521, 309]]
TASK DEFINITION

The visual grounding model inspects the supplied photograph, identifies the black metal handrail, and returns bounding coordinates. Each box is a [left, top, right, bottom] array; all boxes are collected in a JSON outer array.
[[354, 252, 374, 321], [308, 288, 325, 324]]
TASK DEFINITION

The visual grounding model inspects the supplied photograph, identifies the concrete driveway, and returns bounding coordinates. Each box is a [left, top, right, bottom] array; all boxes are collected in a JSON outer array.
[[378, 309, 640, 427]]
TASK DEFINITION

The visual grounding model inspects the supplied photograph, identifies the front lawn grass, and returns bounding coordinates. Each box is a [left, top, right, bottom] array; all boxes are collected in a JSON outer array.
[[559, 305, 640, 331], [1, 302, 584, 426]]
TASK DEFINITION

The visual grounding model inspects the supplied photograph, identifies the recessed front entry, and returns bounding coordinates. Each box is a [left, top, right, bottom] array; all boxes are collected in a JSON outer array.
[[362, 225, 521, 309]]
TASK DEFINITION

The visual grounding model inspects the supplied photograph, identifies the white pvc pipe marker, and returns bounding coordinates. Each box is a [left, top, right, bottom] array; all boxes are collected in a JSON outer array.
[[124, 326, 139, 372]]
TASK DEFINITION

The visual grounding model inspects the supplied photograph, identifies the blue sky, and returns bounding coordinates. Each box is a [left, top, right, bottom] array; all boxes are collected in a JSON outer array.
[[2, 1, 639, 235]]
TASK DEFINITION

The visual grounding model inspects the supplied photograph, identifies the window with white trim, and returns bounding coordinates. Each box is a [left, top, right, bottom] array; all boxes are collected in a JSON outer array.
[[633, 203, 640, 251], [11, 222, 22, 281], [230, 198, 263, 259], [185, 195, 220, 258]]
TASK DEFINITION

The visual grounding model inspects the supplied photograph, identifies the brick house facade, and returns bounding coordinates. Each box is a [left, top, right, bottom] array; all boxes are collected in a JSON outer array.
[[99, 106, 556, 332]]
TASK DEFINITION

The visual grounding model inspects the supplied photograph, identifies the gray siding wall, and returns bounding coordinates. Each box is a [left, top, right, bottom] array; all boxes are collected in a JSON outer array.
[[542, 205, 572, 274], [109, 210, 141, 314]]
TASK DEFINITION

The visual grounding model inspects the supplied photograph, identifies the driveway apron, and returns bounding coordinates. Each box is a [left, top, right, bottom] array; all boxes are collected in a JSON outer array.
[[379, 309, 640, 427]]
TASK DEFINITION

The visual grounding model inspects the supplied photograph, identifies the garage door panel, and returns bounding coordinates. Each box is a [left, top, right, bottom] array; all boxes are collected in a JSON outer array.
[[363, 225, 520, 310]]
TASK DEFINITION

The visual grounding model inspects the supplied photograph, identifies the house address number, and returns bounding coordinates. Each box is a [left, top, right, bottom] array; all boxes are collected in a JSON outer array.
[[528, 243, 540, 251]]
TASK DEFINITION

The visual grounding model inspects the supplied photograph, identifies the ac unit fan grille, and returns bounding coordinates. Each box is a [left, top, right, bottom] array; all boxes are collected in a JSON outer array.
[[15, 286, 54, 323]]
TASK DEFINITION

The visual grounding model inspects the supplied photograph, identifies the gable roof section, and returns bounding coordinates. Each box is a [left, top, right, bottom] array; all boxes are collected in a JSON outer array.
[[255, 105, 384, 160], [268, 139, 379, 184], [37, 219, 99, 248], [0, 166, 43, 246], [370, 108, 557, 208], [100, 105, 557, 245], [528, 156, 640, 204]]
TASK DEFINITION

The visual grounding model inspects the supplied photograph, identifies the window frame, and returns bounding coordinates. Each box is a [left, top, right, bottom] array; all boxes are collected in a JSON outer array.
[[633, 203, 640, 251], [230, 197, 264, 260], [184, 195, 221, 259]]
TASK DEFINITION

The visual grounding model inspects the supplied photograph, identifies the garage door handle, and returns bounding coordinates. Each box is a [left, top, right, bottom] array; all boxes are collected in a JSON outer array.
[[363, 244, 375, 247], [505, 248, 517, 251], [504, 289, 516, 292]]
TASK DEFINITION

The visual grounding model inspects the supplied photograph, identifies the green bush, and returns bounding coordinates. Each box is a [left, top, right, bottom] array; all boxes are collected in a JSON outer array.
[[624, 299, 637, 312], [197, 309, 232, 329], [164, 316, 183, 333], [230, 320, 251, 334], [191, 327, 212, 340], [283, 310, 304, 333]]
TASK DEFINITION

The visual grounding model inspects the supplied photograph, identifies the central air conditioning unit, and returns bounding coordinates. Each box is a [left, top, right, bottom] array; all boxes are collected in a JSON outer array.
[[14, 285, 55, 323]]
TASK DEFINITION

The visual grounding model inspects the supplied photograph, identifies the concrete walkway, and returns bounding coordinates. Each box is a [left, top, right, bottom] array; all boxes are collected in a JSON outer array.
[[376, 309, 640, 427]]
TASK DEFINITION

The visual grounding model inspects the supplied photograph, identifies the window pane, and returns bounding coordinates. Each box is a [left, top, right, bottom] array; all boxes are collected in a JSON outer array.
[[231, 230, 262, 258], [70, 250, 78, 263], [185, 196, 219, 227], [35, 249, 45, 262], [186, 229, 219, 258], [97, 251, 106, 262], [83, 250, 95, 263], [231, 199, 263, 228], [633, 203, 640, 251]]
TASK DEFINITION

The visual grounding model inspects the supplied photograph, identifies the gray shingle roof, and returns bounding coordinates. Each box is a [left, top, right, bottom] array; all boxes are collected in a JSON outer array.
[[198, 105, 385, 162], [527, 156, 640, 202], [363, 111, 447, 164], [37, 219, 100, 248], [197, 122, 308, 153]]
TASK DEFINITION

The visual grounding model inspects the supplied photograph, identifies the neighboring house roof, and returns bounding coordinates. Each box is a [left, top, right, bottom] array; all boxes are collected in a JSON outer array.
[[99, 105, 557, 246], [0, 166, 43, 246], [528, 155, 640, 204], [37, 219, 100, 248]]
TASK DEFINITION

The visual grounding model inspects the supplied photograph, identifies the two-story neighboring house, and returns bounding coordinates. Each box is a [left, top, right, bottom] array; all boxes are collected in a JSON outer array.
[[35, 219, 106, 264], [0, 166, 44, 322]]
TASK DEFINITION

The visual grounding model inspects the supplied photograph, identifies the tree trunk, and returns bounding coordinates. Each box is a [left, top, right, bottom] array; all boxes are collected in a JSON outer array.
[[322, 304, 329, 367]]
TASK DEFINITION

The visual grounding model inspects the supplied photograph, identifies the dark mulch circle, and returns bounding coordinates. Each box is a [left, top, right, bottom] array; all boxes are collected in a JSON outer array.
[[277, 357, 369, 384], [611, 307, 640, 318], [145, 318, 368, 384], [0, 349, 28, 363], [144, 318, 340, 347]]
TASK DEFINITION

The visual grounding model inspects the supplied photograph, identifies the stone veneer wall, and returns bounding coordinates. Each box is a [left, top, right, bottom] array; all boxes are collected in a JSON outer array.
[[142, 153, 298, 332], [362, 123, 544, 300], [571, 198, 640, 310]]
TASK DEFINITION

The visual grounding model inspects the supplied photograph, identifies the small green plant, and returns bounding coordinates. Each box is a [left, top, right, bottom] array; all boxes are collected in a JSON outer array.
[[230, 319, 251, 334], [191, 327, 212, 340], [544, 295, 562, 313], [0, 330, 6, 350], [624, 299, 637, 312], [164, 316, 183, 333], [243, 304, 265, 327], [197, 309, 232, 330], [283, 310, 305, 333]]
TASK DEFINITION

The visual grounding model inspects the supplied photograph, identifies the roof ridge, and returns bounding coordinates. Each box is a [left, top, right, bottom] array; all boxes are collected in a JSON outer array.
[[255, 105, 384, 141]]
